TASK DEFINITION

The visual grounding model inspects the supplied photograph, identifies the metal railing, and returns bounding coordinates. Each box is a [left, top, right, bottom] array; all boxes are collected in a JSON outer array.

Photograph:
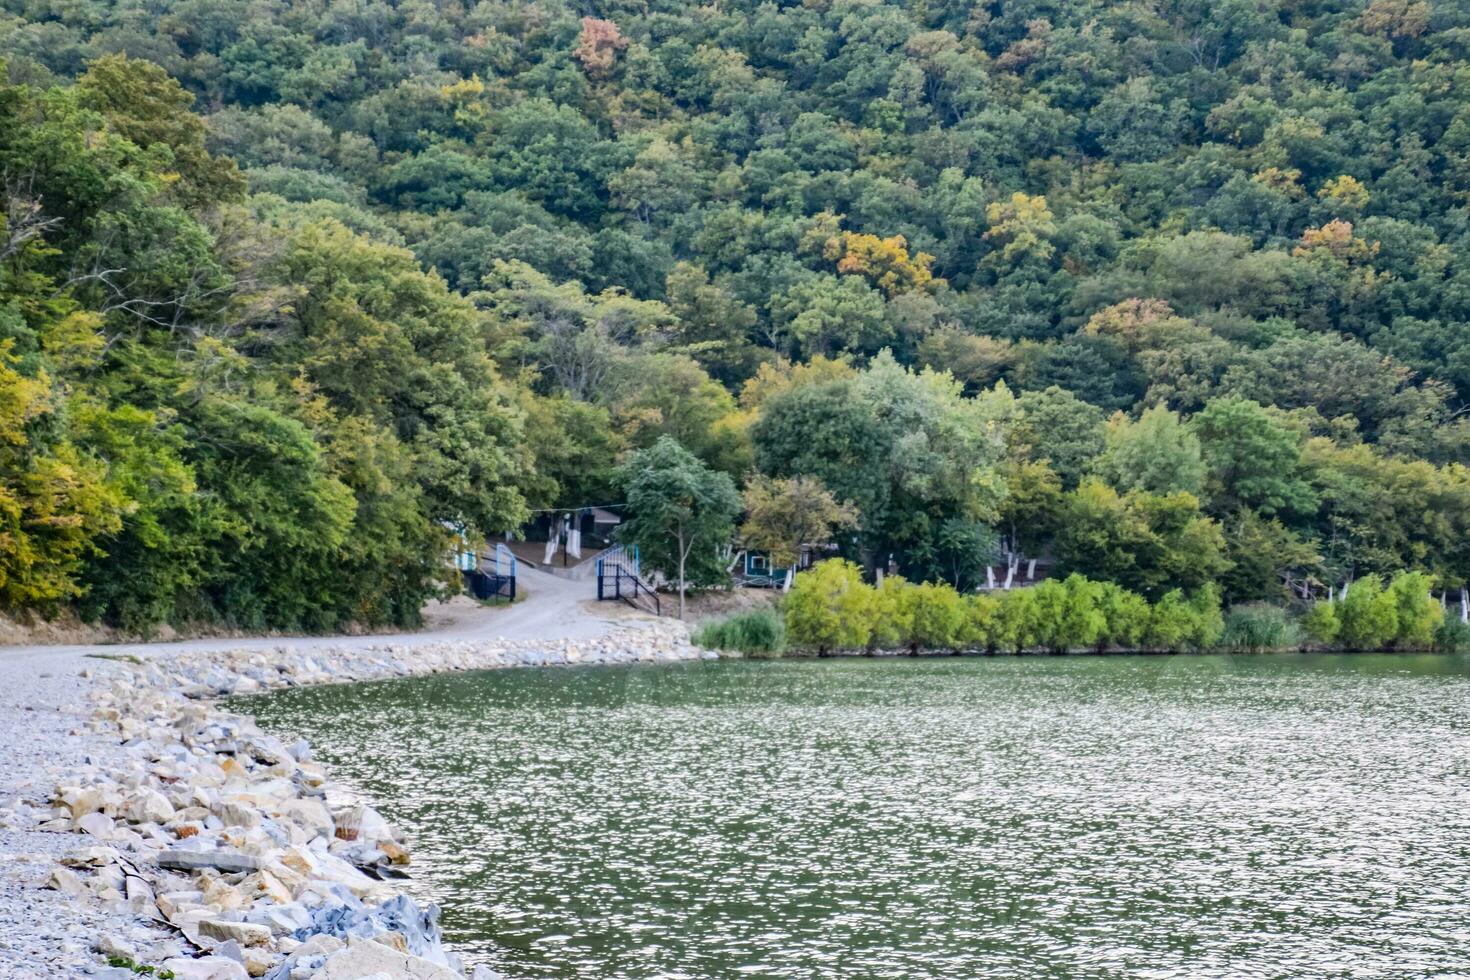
[[596, 544, 662, 614], [462, 543, 516, 601], [595, 543, 639, 578], [597, 565, 660, 615]]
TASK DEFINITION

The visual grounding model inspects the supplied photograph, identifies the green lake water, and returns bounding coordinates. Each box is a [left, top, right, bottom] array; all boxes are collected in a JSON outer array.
[[238, 654, 1470, 978]]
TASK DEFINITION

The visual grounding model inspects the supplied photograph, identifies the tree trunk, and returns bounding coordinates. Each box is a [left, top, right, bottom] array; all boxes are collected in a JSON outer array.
[[677, 534, 687, 620], [1026, 558, 1037, 580]]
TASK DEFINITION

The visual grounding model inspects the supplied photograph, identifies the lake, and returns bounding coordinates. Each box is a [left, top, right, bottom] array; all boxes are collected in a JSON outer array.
[[238, 654, 1470, 978]]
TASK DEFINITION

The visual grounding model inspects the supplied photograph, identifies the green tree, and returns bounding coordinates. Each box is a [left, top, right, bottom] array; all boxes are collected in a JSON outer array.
[[1387, 570, 1442, 649], [996, 459, 1064, 559], [1301, 601, 1341, 645], [189, 399, 357, 630], [616, 436, 741, 619], [895, 580, 966, 651], [1054, 480, 1231, 599], [1219, 510, 1321, 603], [1096, 582, 1151, 651], [72, 402, 211, 632], [739, 475, 857, 570], [0, 348, 124, 609], [993, 587, 1041, 654], [1030, 574, 1107, 653], [785, 558, 876, 653], [664, 262, 761, 384], [75, 54, 244, 207], [1011, 387, 1106, 489], [1095, 404, 1206, 496], [754, 354, 1005, 575], [1337, 575, 1400, 650], [1191, 397, 1316, 518], [1145, 586, 1222, 651], [271, 220, 533, 537], [962, 592, 1002, 650]]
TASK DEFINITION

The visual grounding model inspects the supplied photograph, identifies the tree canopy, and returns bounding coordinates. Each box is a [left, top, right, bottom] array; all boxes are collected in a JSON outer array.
[[3, 0, 1470, 632]]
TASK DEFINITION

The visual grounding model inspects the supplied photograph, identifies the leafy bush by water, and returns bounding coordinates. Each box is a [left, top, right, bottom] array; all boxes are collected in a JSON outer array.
[[1218, 604, 1302, 653], [782, 565, 1452, 655], [692, 609, 786, 658], [1433, 616, 1470, 653], [1299, 572, 1444, 650], [783, 565, 1222, 653]]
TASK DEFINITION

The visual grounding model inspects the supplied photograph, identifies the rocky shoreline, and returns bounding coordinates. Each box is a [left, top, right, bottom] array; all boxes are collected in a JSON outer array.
[[0, 620, 707, 979]]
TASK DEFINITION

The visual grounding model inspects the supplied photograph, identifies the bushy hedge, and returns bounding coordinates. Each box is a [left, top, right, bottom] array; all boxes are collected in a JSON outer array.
[[1299, 572, 1443, 651], [783, 561, 1223, 654], [778, 564, 1454, 655], [691, 608, 787, 657]]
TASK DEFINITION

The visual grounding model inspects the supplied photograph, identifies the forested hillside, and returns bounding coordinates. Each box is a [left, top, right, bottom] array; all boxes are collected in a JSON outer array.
[[3, 0, 1470, 634]]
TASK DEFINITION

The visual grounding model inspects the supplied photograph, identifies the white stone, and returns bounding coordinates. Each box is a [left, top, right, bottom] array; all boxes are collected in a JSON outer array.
[[47, 866, 86, 897], [129, 789, 176, 824], [317, 936, 461, 980], [96, 932, 135, 958], [76, 811, 115, 838], [158, 956, 251, 980], [61, 845, 119, 867], [197, 919, 272, 947]]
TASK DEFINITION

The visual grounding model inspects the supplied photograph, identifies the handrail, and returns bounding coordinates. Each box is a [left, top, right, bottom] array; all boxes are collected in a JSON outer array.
[[620, 569, 660, 616], [601, 565, 660, 615]]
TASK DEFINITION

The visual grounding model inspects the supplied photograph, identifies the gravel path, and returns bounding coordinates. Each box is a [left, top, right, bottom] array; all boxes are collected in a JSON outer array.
[[0, 565, 625, 978]]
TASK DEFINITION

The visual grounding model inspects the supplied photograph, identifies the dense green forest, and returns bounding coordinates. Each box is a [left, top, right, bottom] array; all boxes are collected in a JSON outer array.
[[3, 0, 1470, 635]]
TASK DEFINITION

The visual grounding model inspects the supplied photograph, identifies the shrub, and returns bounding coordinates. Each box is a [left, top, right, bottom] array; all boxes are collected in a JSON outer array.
[[1145, 585, 1222, 650], [962, 593, 1001, 650], [993, 587, 1041, 653], [1434, 615, 1470, 652], [1337, 576, 1398, 649], [1096, 582, 1150, 651], [1218, 604, 1301, 653], [784, 559, 876, 652], [1188, 583, 1225, 649], [899, 581, 966, 651], [1059, 574, 1108, 651], [1301, 599, 1340, 644], [869, 575, 914, 650], [1146, 590, 1193, 650], [1026, 575, 1106, 652], [692, 608, 787, 657], [1386, 571, 1442, 649]]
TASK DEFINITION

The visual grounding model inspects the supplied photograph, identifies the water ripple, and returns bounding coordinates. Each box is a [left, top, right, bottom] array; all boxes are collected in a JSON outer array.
[[239, 654, 1470, 979]]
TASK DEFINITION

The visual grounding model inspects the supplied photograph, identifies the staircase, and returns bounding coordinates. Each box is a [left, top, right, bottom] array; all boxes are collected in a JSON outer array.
[[595, 545, 662, 616]]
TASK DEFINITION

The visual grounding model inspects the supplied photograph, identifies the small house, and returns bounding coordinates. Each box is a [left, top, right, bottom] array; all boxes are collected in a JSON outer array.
[[733, 543, 832, 588], [740, 550, 788, 586]]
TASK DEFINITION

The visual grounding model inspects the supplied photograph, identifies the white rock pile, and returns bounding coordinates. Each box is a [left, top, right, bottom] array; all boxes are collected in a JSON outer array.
[[0, 620, 706, 978]]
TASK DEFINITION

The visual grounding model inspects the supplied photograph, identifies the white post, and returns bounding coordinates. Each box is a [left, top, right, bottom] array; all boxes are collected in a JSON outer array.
[[1461, 587, 1468, 624], [985, 566, 996, 590], [1026, 558, 1037, 580], [1003, 555, 1015, 590]]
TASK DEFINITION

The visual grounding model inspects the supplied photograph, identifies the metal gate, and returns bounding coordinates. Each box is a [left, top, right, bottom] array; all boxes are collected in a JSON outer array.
[[463, 542, 516, 601]]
